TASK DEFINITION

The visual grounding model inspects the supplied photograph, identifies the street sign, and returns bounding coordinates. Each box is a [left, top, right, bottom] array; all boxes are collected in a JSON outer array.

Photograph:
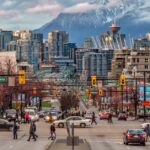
[[0, 76, 7, 83], [142, 101, 150, 106], [41, 90, 49, 93]]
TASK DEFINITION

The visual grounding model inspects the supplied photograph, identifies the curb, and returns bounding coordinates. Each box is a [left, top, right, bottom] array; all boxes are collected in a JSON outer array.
[[84, 139, 92, 150], [45, 140, 55, 150]]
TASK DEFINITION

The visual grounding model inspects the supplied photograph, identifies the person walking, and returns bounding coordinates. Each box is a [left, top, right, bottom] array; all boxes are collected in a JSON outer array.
[[32, 122, 38, 138], [48, 123, 56, 140], [13, 121, 18, 140], [25, 112, 30, 123], [144, 124, 150, 142], [108, 112, 113, 124], [91, 112, 97, 125], [27, 122, 36, 141]]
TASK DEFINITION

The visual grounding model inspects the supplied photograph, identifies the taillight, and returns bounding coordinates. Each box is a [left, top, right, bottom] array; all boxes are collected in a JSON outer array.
[[141, 134, 145, 138], [127, 134, 132, 138]]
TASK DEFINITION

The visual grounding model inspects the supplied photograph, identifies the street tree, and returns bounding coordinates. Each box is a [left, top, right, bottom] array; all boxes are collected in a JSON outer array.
[[59, 91, 79, 112]]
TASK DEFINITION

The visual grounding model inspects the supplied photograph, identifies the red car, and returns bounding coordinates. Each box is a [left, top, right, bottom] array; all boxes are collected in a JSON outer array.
[[99, 111, 110, 120], [123, 129, 146, 146]]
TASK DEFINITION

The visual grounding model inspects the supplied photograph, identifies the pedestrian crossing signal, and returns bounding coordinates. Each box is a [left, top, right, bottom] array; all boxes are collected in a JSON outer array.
[[33, 87, 37, 95], [98, 89, 103, 96]]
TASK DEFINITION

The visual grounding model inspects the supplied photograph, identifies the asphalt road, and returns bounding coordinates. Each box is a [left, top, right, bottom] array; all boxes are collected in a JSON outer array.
[[0, 99, 150, 150]]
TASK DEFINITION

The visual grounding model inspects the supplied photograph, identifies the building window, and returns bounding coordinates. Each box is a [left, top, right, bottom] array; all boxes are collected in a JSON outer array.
[[145, 58, 148, 63], [145, 65, 148, 69], [137, 58, 139, 62], [133, 58, 135, 62]]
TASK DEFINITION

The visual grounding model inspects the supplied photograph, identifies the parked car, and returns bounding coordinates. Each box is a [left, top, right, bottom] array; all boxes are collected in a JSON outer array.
[[99, 111, 110, 120], [54, 116, 91, 128], [123, 129, 146, 146], [3, 109, 17, 121], [24, 109, 39, 122], [118, 112, 128, 121], [140, 122, 150, 130], [0, 119, 20, 131]]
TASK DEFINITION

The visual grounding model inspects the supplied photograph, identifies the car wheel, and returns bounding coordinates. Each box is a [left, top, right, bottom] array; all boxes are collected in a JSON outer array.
[[58, 123, 64, 128], [80, 123, 86, 128]]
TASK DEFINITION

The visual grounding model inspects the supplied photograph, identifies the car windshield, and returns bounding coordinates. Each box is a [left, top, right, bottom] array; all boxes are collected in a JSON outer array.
[[128, 129, 143, 134]]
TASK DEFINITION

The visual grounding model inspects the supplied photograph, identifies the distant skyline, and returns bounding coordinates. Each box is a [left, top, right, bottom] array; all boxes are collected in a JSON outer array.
[[0, 0, 149, 30]]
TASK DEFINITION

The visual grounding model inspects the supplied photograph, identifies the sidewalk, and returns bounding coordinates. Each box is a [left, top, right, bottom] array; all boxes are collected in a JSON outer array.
[[0, 130, 25, 140], [48, 138, 91, 150]]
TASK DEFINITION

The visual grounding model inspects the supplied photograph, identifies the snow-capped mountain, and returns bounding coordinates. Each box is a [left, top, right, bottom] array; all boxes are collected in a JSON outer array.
[[34, 0, 150, 46]]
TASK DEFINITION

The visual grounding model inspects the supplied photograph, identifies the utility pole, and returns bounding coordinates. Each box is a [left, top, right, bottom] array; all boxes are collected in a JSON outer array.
[[144, 72, 146, 121], [134, 78, 138, 119], [121, 85, 123, 112]]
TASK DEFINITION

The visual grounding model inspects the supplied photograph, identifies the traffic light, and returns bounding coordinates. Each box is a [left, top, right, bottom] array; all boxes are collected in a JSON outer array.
[[98, 89, 103, 96], [85, 89, 90, 97], [33, 87, 37, 95], [119, 74, 126, 86], [18, 70, 25, 84], [91, 76, 96, 86]]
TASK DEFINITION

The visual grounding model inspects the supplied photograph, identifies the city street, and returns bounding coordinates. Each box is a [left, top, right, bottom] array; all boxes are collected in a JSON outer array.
[[0, 117, 150, 150]]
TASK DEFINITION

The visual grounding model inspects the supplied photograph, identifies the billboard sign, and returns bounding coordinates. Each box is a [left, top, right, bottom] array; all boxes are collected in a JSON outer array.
[[139, 85, 150, 101]]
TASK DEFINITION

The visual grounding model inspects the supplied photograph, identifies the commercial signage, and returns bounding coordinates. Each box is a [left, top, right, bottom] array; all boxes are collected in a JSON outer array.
[[139, 85, 150, 101]]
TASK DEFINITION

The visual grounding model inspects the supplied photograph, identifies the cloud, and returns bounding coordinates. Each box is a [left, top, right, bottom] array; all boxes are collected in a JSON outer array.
[[0, 10, 18, 17], [27, 4, 64, 14], [64, 2, 102, 13], [106, 0, 122, 8]]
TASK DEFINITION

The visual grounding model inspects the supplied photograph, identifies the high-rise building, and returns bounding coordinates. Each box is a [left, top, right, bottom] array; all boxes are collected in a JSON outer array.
[[48, 30, 68, 57], [63, 43, 76, 58], [133, 33, 150, 50], [82, 52, 107, 80], [0, 30, 13, 51], [82, 37, 94, 49], [75, 48, 99, 74]]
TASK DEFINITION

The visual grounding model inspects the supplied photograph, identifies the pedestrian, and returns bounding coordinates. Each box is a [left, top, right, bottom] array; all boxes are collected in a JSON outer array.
[[13, 121, 18, 140], [108, 112, 113, 124], [144, 124, 150, 142], [48, 123, 56, 140], [25, 112, 30, 123], [91, 112, 97, 125], [82, 112, 85, 118], [27, 122, 36, 141], [32, 122, 38, 138]]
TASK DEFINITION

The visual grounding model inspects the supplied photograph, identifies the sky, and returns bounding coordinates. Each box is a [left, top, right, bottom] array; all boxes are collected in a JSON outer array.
[[0, 0, 149, 30], [0, 0, 94, 30]]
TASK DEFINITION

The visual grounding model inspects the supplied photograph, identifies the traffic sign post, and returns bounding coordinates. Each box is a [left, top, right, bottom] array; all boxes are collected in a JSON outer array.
[[0, 76, 7, 83]]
